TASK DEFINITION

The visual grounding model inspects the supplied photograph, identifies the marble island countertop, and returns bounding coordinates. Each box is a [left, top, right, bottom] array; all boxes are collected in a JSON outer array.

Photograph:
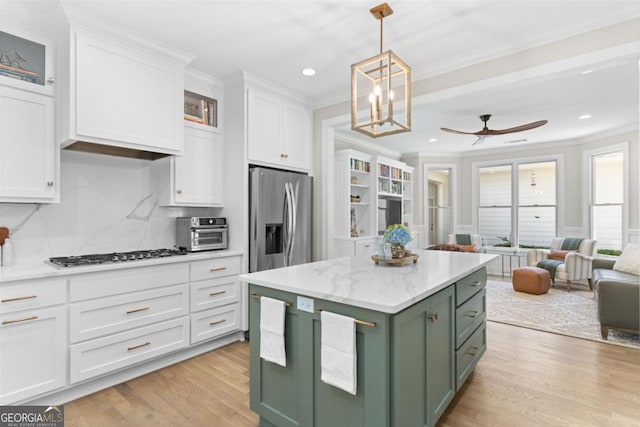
[[0, 249, 243, 284], [239, 249, 498, 314]]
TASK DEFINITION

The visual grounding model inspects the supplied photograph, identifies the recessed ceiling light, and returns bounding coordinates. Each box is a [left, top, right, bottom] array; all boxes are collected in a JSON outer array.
[[429, 138, 437, 142], [301, 68, 316, 77], [581, 69, 594, 75], [579, 114, 592, 120]]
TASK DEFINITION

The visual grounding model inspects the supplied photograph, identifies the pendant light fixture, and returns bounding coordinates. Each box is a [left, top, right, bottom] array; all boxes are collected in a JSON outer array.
[[351, 2, 411, 138]]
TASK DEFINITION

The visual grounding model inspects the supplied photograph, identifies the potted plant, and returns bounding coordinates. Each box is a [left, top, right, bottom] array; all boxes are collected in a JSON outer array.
[[383, 224, 412, 258]]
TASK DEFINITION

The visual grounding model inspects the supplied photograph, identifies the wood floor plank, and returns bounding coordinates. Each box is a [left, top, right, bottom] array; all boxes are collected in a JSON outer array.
[[65, 322, 640, 426]]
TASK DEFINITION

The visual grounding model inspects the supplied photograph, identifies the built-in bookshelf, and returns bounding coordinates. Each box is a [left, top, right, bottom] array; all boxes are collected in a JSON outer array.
[[377, 157, 404, 198], [402, 166, 414, 228], [184, 90, 218, 127], [335, 149, 375, 239]]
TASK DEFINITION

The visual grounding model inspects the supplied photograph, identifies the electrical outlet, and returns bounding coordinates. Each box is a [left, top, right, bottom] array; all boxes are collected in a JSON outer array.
[[297, 296, 314, 313]]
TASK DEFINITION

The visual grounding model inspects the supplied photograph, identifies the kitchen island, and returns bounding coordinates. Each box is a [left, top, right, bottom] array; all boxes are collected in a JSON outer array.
[[239, 249, 497, 427]]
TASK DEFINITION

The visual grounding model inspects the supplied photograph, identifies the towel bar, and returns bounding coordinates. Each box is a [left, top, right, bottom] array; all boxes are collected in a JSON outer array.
[[250, 293, 291, 306], [250, 294, 376, 327], [315, 309, 376, 327]]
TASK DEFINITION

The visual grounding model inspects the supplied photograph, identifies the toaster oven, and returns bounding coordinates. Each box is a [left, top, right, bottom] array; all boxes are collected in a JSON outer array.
[[176, 217, 228, 252]]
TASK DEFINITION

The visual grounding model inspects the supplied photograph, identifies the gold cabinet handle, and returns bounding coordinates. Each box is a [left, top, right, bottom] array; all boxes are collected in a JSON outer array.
[[47, 181, 54, 187], [470, 281, 481, 287], [2, 315, 38, 325], [468, 345, 480, 356], [126, 306, 150, 314], [284, 154, 288, 159], [176, 189, 182, 194], [209, 266, 227, 272], [427, 313, 439, 323], [209, 290, 226, 297], [127, 341, 151, 351], [1, 295, 37, 303], [210, 319, 226, 326], [465, 310, 480, 318]]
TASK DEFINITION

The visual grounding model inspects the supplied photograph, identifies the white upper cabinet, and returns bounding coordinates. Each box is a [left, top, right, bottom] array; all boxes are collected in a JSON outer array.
[[247, 84, 312, 172], [0, 24, 58, 203], [0, 87, 56, 202], [59, 18, 193, 159], [155, 68, 224, 207]]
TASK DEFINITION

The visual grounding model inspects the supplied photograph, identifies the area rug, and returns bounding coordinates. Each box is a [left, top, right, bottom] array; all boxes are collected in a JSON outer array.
[[486, 279, 640, 350]]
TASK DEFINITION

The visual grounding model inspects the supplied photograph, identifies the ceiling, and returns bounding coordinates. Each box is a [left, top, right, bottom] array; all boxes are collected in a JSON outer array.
[[45, 1, 640, 153]]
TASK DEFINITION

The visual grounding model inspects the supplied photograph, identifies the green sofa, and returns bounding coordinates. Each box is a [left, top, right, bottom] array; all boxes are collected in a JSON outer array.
[[592, 258, 640, 339]]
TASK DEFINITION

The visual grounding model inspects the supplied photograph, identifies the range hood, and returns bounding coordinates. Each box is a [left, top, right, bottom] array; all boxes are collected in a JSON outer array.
[[63, 141, 172, 161]]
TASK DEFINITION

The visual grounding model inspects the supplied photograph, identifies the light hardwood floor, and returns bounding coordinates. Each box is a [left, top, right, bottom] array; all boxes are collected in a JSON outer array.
[[64, 322, 640, 427]]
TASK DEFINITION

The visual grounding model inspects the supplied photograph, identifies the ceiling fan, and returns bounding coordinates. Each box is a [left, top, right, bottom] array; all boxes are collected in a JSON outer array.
[[440, 114, 548, 145]]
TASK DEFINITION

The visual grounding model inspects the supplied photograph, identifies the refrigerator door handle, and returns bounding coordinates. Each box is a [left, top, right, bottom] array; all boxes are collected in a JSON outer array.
[[289, 181, 298, 259], [283, 182, 294, 266]]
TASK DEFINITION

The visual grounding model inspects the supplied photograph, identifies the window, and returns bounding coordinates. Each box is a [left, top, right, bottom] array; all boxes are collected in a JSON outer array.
[[478, 165, 512, 247], [590, 150, 625, 253], [518, 162, 556, 247], [476, 159, 558, 248], [425, 165, 455, 245]]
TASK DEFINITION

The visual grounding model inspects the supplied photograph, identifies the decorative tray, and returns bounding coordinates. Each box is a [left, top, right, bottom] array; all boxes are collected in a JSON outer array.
[[371, 254, 419, 266]]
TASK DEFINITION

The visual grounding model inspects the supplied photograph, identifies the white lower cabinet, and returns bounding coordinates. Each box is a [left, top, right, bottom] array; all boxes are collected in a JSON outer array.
[[70, 317, 189, 383], [0, 253, 245, 403], [0, 278, 67, 404], [189, 255, 242, 343], [70, 284, 190, 342], [191, 303, 240, 344]]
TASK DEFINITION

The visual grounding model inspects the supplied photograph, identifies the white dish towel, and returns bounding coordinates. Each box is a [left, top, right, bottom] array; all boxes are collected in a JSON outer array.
[[320, 311, 357, 395], [260, 296, 287, 367]]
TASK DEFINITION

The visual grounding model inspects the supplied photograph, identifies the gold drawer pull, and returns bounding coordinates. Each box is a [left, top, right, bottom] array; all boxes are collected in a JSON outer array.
[[2, 315, 38, 325], [469, 281, 481, 287], [126, 306, 150, 314], [210, 319, 226, 326], [209, 266, 227, 272], [209, 290, 227, 297], [1, 295, 37, 303], [465, 310, 480, 318], [468, 345, 480, 356], [427, 313, 439, 323], [127, 341, 151, 351]]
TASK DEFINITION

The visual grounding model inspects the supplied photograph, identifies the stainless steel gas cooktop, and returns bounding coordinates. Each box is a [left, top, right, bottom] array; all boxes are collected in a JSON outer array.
[[48, 248, 187, 267]]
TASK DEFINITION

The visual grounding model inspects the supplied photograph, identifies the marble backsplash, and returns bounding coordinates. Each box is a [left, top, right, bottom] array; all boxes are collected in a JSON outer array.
[[0, 150, 218, 267]]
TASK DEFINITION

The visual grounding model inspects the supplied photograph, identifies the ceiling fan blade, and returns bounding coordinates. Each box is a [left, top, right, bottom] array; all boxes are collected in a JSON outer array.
[[491, 120, 548, 135], [440, 127, 478, 135]]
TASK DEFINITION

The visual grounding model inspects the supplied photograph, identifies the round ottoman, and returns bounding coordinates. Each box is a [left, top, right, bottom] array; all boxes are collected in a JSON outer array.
[[512, 266, 551, 295]]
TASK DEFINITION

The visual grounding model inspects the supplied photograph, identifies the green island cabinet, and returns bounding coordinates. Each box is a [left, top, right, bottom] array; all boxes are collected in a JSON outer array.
[[248, 267, 487, 427]]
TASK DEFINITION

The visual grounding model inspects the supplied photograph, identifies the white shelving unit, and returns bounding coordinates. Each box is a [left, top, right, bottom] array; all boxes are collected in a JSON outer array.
[[334, 149, 375, 239], [402, 166, 414, 228]]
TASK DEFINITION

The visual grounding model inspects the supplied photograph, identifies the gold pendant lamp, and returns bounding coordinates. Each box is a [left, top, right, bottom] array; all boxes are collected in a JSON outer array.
[[351, 2, 411, 138]]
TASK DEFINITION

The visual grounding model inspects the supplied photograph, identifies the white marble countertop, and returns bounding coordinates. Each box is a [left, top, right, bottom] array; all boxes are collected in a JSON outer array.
[[0, 249, 243, 284], [239, 249, 498, 314]]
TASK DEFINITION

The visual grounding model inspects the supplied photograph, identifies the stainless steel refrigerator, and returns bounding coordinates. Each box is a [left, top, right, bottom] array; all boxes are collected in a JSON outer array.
[[249, 167, 313, 272]]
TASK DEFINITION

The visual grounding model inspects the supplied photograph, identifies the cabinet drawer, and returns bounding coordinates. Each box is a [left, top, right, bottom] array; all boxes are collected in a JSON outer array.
[[355, 238, 377, 256], [70, 284, 189, 343], [190, 303, 240, 344], [70, 317, 189, 383], [0, 278, 66, 314], [455, 268, 486, 307], [70, 263, 189, 302], [455, 288, 486, 349], [191, 276, 240, 313], [455, 322, 486, 391], [190, 256, 241, 282]]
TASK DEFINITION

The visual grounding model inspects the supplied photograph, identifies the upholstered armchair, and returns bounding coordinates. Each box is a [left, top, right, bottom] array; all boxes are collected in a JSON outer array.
[[527, 237, 597, 291]]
